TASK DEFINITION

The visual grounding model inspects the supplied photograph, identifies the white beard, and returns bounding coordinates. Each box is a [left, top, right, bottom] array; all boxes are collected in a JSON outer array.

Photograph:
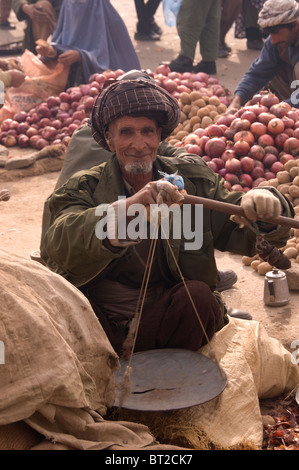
[[124, 162, 153, 174]]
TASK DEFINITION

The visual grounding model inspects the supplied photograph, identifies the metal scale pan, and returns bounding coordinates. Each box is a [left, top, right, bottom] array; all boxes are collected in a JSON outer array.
[[114, 348, 227, 411]]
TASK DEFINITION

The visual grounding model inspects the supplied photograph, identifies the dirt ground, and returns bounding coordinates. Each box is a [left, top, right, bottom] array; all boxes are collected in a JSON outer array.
[[0, 2, 298, 354]]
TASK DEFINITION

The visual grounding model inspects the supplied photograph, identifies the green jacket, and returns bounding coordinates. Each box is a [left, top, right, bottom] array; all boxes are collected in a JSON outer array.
[[41, 154, 293, 292]]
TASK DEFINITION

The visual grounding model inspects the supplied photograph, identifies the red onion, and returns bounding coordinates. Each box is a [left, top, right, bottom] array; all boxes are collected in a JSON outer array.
[[248, 144, 265, 161], [59, 92, 72, 103], [249, 122, 267, 137], [274, 133, 289, 149], [279, 153, 295, 164], [252, 177, 267, 187], [205, 137, 226, 158], [263, 153, 277, 168], [283, 137, 299, 156], [270, 161, 284, 174], [257, 134, 275, 147], [258, 112, 276, 124], [17, 134, 30, 148], [47, 96, 60, 108], [14, 111, 28, 123], [1, 119, 13, 131], [251, 165, 265, 179], [240, 156, 255, 173], [35, 138, 49, 149], [234, 130, 255, 146], [17, 122, 30, 134], [38, 105, 52, 118], [207, 161, 218, 172], [41, 126, 57, 140], [260, 92, 279, 108], [3, 134, 17, 146], [267, 118, 285, 134], [26, 127, 39, 138], [225, 157, 241, 173], [225, 173, 240, 185], [233, 139, 251, 156]]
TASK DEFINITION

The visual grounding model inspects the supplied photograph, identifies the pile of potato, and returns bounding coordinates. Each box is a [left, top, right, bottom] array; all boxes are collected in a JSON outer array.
[[259, 158, 299, 206], [168, 91, 227, 144], [242, 158, 299, 275]]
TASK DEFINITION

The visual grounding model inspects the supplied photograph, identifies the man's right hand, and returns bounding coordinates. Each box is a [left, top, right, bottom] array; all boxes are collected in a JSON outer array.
[[127, 180, 184, 211], [106, 181, 184, 248]]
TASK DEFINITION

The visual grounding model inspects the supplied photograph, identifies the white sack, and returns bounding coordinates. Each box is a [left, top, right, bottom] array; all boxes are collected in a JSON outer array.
[[189, 317, 299, 448]]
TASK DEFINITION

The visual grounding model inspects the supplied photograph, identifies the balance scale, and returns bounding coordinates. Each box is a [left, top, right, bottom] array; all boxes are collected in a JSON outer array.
[[114, 348, 227, 411]]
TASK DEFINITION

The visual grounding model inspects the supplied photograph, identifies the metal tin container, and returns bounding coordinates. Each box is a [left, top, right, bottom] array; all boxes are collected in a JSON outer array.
[[263, 268, 290, 307]]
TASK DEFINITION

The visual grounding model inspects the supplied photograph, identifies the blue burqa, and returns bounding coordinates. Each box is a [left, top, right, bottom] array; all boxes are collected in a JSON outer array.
[[51, 0, 141, 83]]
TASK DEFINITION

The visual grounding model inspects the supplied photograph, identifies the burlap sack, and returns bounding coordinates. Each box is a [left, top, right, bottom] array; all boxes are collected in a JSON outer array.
[[196, 317, 299, 448], [0, 249, 119, 424], [0, 249, 158, 449]]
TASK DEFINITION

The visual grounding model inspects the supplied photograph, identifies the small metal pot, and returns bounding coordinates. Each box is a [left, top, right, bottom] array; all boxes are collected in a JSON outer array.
[[263, 268, 290, 307]]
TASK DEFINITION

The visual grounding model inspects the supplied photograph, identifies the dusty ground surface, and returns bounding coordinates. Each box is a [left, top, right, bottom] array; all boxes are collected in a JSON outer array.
[[0, 2, 298, 356]]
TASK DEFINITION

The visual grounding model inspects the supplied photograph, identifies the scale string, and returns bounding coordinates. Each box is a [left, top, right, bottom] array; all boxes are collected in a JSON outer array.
[[122, 218, 160, 364], [118, 195, 224, 406]]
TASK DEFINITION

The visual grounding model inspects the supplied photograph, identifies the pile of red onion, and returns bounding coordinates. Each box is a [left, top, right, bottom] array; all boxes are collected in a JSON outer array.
[[174, 92, 299, 192], [0, 66, 231, 150], [0, 69, 124, 150]]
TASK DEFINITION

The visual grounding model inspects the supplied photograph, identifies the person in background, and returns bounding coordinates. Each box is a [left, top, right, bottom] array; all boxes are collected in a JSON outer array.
[[0, 0, 15, 29], [218, 0, 242, 57], [12, 0, 62, 53], [41, 72, 293, 355], [35, 0, 141, 88], [228, 0, 299, 112], [168, 0, 221, 75], [235, 0, 265, 50], [134, 0, 162, 41]]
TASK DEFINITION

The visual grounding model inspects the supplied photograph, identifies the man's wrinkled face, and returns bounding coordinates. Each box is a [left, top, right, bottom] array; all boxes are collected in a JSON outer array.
[[270, 22, 299, 47], [105, 116, 162, 175]]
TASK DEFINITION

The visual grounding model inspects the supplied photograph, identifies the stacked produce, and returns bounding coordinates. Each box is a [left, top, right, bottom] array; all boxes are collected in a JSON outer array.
[[164, 86, 299, 272], [0, 66, 231, 150], [169, 91, 299, 193], [155, 64, 230, 102], [0, 69, 124, 150]]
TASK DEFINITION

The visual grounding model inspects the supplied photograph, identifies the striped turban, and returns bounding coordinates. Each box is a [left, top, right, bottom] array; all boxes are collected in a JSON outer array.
[[258, 0, 299, 29], [91, 78, 181, 149]]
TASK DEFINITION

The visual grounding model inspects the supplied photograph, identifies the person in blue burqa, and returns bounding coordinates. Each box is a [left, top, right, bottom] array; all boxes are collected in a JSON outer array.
[[35, 0, 141, 87]]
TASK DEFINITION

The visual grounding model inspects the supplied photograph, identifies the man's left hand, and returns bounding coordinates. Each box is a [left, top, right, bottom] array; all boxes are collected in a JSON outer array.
[[241, 189, 282, 222]]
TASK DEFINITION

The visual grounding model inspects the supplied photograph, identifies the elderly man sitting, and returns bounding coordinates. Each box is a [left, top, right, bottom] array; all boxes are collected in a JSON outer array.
[[229, 0, 299, 110], [41, 75, 293, 356]]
